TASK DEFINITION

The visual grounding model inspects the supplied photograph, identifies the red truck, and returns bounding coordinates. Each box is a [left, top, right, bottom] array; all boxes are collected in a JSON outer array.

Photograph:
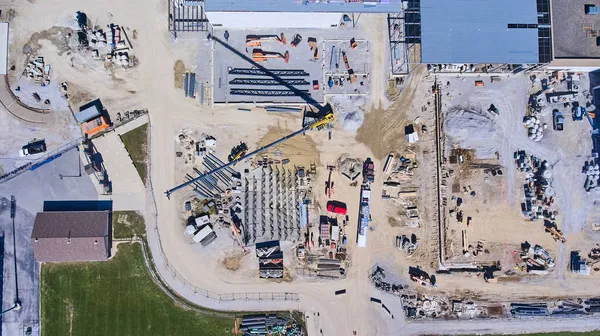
[[327, 200, 347, 215]]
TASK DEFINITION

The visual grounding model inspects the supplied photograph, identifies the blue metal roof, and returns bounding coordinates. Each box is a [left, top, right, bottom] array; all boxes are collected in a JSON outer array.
[[420, 0, 540, 64], [204, 0, 403, 13]]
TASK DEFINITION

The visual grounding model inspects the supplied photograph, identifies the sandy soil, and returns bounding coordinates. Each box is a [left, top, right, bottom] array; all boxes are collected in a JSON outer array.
[[173, 60, 185, 89], [256, 124, 320, 167]]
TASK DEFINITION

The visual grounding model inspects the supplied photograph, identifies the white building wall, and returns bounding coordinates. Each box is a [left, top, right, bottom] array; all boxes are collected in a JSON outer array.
[[0, 23, 8, 75], [206, 12, 341, 29]]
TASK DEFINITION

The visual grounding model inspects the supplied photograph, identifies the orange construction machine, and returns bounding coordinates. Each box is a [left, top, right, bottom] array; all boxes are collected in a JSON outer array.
[[342, 51, 357, 83], [252, 49, 290, 63], [246, 33, 286, 47]]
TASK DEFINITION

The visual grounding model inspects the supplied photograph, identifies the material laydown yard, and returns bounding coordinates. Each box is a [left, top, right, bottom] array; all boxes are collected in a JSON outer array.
[[40, 243, 234, 336]]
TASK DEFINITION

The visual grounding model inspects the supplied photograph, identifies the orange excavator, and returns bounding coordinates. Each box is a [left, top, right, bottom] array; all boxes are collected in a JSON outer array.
[[252, 49, 290, 63], [246, 33, 286, 47]]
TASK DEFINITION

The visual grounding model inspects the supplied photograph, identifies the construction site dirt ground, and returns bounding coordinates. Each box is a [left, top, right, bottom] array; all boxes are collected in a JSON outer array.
[[4, 0, 600, 335], [428, 74, 600, 301]]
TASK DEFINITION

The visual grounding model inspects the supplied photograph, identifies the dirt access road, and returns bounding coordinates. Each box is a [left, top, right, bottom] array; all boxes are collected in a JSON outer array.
[[7, 0, 600, 335]]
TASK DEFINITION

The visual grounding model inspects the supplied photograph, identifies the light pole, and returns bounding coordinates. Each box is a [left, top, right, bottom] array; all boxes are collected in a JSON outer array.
[[3, 196, 21, 316]]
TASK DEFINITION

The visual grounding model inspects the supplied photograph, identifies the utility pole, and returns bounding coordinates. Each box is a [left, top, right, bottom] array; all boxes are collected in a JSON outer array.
[[2, 196, 22, 316]]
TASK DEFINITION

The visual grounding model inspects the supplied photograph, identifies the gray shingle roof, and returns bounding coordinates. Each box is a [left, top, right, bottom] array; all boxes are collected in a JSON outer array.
[[420, 0, 540, 64], [31, 211, 110, 262], [204, 0, 403, 13]]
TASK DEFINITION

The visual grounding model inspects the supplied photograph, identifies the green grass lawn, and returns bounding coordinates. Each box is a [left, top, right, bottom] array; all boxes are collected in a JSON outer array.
[[41, 243, 234, 336], [112, 210, 146, 239], [120, 124, 148, 183]]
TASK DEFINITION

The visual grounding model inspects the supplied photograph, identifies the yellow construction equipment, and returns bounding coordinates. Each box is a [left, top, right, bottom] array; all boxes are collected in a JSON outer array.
[[308, 112, 334, 131], [228, 142, 249, 162], [246, 33, 286, 47], [252, 49, 290, 63], [546, 226, 566, 243]]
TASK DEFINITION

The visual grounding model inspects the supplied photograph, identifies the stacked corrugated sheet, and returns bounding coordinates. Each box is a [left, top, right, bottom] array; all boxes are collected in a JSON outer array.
[[256, 240, 283, 278]]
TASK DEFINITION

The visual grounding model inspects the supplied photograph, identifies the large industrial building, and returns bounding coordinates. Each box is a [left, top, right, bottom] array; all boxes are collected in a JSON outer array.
[[419, 0, 550, 65], [389, 0, 556, 73]]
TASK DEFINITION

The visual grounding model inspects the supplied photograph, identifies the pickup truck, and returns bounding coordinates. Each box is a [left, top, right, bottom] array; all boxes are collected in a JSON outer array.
[[553, 109, 565, 131], [363, 157, 375, 182], [19, 139, 47, 157]]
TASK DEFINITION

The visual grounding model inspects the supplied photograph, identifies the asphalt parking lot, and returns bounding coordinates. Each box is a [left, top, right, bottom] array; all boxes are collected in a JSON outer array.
[[0, 148, 97, 336]]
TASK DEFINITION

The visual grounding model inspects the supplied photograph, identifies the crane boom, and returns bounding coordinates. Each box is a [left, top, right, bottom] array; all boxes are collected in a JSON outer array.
[[165, 110, 333, 199]]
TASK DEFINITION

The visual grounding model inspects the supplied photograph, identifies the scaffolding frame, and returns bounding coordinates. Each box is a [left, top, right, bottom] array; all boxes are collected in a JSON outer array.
[[387, 0, 421, 76], [168, 0, 209, 33]]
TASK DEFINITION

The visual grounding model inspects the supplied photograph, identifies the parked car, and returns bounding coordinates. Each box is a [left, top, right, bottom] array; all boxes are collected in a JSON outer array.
[[553, 109, 565, 131], [326, 200, 347, 215], [184, 200, 192, 212], [19, 139, 47, 157]]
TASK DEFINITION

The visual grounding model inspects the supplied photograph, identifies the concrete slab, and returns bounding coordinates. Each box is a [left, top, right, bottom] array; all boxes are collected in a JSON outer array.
[[209, 28, 364, 104], [91, 132, 145, 195], [322, 39, 371, 95], [99, 192, 146, 212], [0, 148, 98, 214]]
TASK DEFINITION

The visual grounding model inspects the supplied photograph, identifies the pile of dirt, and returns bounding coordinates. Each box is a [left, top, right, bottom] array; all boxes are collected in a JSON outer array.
[[173, 60, 185, 89], [356, 66, 427, 160], [23, 26, 75, 56], [337, 154, 361, 180], [221, 252, 245, 271], [445, 108, 500, 159]]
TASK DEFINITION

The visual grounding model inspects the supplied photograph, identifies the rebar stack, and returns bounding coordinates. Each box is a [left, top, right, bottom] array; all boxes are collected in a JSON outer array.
[[281, 168, 289, 241]]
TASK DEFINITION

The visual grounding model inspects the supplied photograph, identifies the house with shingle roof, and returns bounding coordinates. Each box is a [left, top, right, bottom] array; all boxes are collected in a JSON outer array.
[[31, 211, 111, 262]]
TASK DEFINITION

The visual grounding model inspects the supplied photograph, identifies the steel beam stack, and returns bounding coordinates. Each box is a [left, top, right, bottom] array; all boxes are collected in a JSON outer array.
[[294, 170, 301, 236], [228, 68, 310, 76], [268, 166, 274, 239], [243, 177, 250, 245], [281, 168, 288, 241], [275, 166, 281, 240], [261, 169, 266, 236], [229, 78, 310, 86], [230, 89, 310, 96], [252, 176, 257, 243]]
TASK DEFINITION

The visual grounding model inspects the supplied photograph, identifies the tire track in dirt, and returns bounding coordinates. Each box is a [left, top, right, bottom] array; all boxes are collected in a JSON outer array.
[[356, 66, 426, 160]]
